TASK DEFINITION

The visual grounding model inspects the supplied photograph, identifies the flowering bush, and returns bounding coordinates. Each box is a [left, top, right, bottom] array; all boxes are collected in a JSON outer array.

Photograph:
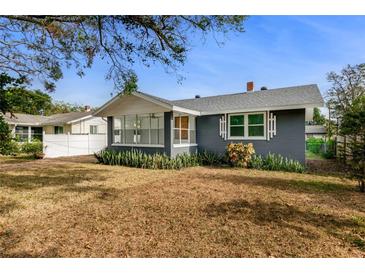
[[226, 143, 255, 167]]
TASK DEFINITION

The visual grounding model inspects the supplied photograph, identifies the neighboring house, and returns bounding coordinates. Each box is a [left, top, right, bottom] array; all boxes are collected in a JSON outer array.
[[305, 125, 327, 139], [3, 111, 107, 142], [94, 83, 324, 163]]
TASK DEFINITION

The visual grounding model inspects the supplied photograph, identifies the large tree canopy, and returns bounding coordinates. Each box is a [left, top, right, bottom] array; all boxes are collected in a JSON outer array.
[[326, 63, 365, 119], [0, 72, 88, 115], [0, 16, 247, 92]]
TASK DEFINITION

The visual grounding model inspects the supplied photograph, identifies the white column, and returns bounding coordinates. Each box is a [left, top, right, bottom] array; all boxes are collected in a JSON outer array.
[[28, 126, 31, 142], [67, 132, 70, 156], [11, 124, 16, 138]]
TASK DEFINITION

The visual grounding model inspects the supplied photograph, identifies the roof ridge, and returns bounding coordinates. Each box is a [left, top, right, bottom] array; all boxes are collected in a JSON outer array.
[[171, 84, 318, 102]]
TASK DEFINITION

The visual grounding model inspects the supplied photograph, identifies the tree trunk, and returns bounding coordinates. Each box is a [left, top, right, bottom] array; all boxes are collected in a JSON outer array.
[[360, 180, 365, 193]]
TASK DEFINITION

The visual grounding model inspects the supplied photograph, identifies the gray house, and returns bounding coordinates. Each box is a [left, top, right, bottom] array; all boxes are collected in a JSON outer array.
[[94, 83, 324, 163]]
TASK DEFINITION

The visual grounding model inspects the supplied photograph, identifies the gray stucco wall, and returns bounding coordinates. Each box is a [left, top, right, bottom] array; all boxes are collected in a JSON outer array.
[[196, 109, 306, 163]]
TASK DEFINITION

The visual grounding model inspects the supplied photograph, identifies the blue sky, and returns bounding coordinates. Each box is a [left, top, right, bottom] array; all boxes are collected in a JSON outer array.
[[48, 16, 365, 109]]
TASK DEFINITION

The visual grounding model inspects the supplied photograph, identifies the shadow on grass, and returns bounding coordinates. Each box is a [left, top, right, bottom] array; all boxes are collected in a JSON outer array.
[[0, 164, 108, 191], [0, 227, 60, 257], [0, 200, 19, 216], [0, 155, 36, 164], [204, 199, 365, 251], [207, 172, 363, 213]]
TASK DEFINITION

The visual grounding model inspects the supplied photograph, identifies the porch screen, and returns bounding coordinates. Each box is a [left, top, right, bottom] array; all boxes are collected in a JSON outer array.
[[113, 113, 164, 145]]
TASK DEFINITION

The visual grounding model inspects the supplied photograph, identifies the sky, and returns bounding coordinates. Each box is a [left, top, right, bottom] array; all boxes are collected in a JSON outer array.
[[45, 16, 365, 112]]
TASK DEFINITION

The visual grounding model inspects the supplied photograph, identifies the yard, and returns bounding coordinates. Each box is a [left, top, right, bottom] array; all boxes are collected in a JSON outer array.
[[0, 156, 364, 257]]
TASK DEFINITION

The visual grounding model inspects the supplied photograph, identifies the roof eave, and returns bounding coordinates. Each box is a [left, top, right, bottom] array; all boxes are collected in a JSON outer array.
[[93, 91, 174, 117], [172, 106, 201, 116], [66, 114, 94, 124], [200, 103, 324, 116]]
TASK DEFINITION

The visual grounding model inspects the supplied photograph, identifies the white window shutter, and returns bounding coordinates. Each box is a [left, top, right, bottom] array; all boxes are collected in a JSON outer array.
[[219, 115, 227, 139], [268, 112, 276, 139]]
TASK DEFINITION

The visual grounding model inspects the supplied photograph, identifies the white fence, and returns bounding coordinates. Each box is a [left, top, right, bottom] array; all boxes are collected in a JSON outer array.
[[43, 133, 107, 158]]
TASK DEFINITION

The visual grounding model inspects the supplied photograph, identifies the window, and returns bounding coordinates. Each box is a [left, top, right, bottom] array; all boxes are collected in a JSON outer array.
[[229, 115, 244, 137], [228, 112, 265, 139], [248, 114, 264, 137], [174, 116, 189, 140], [112, 113, 164, 146], [15, 126, 29, 142], [31, 127, 43, 141], [173, 115, 196, 145], [54, 126, 64, 134], [90, 125, 98, 134]]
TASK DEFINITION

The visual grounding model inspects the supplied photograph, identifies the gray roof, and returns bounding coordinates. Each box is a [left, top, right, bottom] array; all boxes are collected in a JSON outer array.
[[2, 111, 92, 126], [2, 113, 49, 125], [41, 112, 92, 125], [95, 84, 324, 116], [170, 84, 324, 114]]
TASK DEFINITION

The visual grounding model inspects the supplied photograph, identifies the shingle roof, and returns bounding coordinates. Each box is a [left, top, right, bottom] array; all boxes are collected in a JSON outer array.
[[94, 84, 325, 117], [2, 113, 49, 125], [2, 112, 92, 126], [41, 112, 92, 125], [170, 84, 324, 114]]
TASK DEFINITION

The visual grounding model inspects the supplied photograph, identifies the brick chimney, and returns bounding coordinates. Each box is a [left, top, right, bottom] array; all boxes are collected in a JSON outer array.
[[84, 105, 91, 112], [247, 81, 254, 92]]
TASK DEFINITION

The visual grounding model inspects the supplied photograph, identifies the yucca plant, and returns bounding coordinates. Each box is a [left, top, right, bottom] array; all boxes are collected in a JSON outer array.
[[95, 149, 205, 170], [248, 153, 304, 173]]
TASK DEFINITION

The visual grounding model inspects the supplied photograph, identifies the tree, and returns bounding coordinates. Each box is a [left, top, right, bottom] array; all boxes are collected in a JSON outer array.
[[1, 72, 90, 116], [0, 115, 13, 155], [0, 72, 53, 115], [340, 96, 365, 192], [48, 101, 87, 114], [0, 16, 247, 92], [312, 107, 326, 125], [326, 63, 365, 119], [0, 72, 26, 115]]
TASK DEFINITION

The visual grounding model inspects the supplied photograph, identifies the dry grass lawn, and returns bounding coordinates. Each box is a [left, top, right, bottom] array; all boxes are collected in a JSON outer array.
[[0, 155, 364, 257]]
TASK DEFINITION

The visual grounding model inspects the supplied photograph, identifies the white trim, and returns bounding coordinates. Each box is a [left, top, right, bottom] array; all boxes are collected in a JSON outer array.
[[172, 106, 201, 116], [172, 113, 196, 145], [67, 115, 93, 124], [111, 144, 164, 148], [219, 114, 227, 139], [201, 103, 322, 116], [94, 92, 173, 116], [227, 112, 266, 140], [6, 122, 41, 126], [266, 111, 270, 141], [173, 144, 198, 148], [94, 91, 201, 117]]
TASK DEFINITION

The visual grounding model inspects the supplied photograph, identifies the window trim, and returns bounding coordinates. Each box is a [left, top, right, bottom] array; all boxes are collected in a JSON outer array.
[[227, 112, 266, 140], [90, 125, 98, 135], [54, 126, 64, 135], [112, 113, 164, 147], [172, 113, 197, 147]]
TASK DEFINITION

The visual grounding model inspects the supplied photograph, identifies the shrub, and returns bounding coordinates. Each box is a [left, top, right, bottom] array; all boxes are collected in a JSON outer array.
[[21, 140, 44, 158], [0, 115, 14, 155], [321, 139, 336, 159], [226, 143, 255, 167], [95, 149, 203, 170], [248, 153, 305, 173], [306, 137, 325, 154], [199, 150, 225, 166], [95, 149, 304, 173]]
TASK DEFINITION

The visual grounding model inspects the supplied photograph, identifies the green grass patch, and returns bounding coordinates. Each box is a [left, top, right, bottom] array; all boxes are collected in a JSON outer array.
[[305, 150, 325, 160]]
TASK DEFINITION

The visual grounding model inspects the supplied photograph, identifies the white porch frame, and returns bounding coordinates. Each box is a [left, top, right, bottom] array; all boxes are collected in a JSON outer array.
[[172, 112, 198, 148]]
